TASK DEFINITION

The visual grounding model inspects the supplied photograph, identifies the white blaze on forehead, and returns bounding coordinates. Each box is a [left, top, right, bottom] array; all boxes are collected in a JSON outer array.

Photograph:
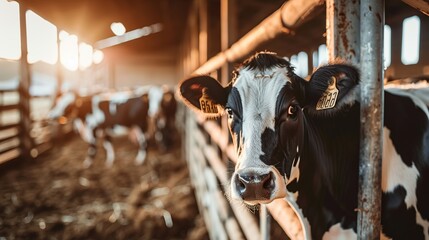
[[233, 66, 290, 168], [48, 92, 75, 118]]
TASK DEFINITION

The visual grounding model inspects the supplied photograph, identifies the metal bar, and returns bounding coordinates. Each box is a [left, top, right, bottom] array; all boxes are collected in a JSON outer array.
[[402, 0, 429, 16], [193, 0, 325, 75], [358, 0, 385, 239], [326, 0, 360, 64]]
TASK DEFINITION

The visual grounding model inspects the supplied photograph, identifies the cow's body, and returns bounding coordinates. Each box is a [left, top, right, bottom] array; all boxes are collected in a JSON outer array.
[[49, 87, 169, 167], [178, 52, 429, 239]]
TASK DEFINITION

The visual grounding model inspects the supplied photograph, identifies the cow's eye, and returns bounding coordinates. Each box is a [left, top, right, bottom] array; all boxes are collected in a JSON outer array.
[[287, 105, 298, 118]]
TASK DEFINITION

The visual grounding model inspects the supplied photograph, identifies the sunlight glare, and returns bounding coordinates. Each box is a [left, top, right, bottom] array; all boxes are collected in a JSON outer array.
[[79, 42, 92, 70], [0, 0, 21, 60], [92, 50, 104, 64], [26, 10, 58, 64], [59, 31, 79, 71]]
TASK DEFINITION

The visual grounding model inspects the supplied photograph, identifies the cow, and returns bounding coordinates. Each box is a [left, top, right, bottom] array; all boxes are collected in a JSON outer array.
[[48, 88, 157, 168], [152, 86, 178, 152], [178, 51, 429, 239]]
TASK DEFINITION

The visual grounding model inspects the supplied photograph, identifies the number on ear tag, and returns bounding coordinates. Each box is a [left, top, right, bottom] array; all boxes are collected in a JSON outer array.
[[199, 88, 218, 114], [316, 76, 339, 110]]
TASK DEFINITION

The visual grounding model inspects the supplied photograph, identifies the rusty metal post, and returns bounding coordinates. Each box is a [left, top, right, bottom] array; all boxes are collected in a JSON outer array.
[[358, 0, 384, 239], [326, 0, 360, 64]]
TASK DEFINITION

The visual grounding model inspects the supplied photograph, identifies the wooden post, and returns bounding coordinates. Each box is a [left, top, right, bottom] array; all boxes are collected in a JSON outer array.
[[18, 4, 34, 160]]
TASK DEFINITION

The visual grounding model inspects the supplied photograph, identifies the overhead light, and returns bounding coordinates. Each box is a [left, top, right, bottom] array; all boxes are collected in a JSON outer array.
[[110, 22, 126, 36], [93, 50, 104, 64], [95, 23, 163, 49]]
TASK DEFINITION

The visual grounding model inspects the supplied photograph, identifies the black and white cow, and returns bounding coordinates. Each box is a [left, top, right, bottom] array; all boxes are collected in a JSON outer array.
[[178, 51, 429, 239], [48, 87, 165, 167]]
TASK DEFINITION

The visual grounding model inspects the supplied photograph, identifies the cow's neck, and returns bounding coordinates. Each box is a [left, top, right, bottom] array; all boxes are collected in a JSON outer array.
[[296, 104, 361, 238]]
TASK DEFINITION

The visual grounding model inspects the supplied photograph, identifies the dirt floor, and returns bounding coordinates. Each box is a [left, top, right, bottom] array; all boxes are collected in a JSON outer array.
[[0, 135, 208, 240]]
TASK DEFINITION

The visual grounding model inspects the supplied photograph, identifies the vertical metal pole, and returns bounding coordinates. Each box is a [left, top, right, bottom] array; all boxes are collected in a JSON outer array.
[[358, 0, 384, 239], [18, 4, 34, 160], [326, 0, 360, 64]]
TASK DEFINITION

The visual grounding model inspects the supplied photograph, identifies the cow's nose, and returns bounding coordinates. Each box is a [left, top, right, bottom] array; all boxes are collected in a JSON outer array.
[[235, 172, 274, 201]]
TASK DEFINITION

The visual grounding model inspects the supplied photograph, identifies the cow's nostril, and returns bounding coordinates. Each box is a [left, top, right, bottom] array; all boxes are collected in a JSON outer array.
[[262, 172, 274, 191], [235, 174, 247, 194]]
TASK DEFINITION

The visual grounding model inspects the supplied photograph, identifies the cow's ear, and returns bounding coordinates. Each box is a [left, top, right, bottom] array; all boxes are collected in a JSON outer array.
[[178, 75, 231, 118], [305, 64, 360, 112]]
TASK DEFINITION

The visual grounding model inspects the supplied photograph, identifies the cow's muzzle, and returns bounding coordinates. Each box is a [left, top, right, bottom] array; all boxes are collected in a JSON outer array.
[[231, 166, 286, 205], [235, 171, 274, 201]]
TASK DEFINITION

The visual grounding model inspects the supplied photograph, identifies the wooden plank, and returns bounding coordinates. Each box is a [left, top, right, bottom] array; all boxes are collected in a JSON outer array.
[[0, 139, 20, 155], [402, 0, 429, 16], [0, 127, 19, 141], [267, 199, 305, 240], [0, 134, 18, 144], [0, 123, 19, 131], [0, 104, 20, 111], [0, 148, 20, 164], [0, 89, 18, 94]]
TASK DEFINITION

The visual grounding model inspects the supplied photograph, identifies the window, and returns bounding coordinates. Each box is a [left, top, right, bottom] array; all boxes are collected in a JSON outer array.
[[59, 31, 79, 71], [297, 51, 308, 77], [384, 25, 391, 68], [318, 44, 328, 66], [401, 16, 420, 65], [79, 43, 93, 70], [26, 10, 58, 64], [0, 0, 20, 60]]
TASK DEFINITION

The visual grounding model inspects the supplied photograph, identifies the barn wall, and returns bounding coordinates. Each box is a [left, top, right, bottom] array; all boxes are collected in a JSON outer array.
[[111, 49, 179, 88]]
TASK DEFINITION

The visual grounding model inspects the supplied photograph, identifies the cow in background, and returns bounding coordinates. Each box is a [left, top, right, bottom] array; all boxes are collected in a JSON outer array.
[[152, 86, 177, 152], [178, 52, 429, 239], [48, 88, 155, 167]]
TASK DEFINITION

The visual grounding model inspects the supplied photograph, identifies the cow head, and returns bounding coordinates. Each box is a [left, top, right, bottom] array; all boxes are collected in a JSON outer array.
[[178, 51, 359, 205]]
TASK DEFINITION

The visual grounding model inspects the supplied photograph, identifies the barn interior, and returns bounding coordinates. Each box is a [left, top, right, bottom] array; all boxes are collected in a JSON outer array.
[[0, 0, 428, 239]]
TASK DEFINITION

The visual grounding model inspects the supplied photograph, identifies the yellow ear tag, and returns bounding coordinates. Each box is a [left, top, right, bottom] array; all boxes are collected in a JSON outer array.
[[316, 76, 339, 110], [199, 88, 218, 114]]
